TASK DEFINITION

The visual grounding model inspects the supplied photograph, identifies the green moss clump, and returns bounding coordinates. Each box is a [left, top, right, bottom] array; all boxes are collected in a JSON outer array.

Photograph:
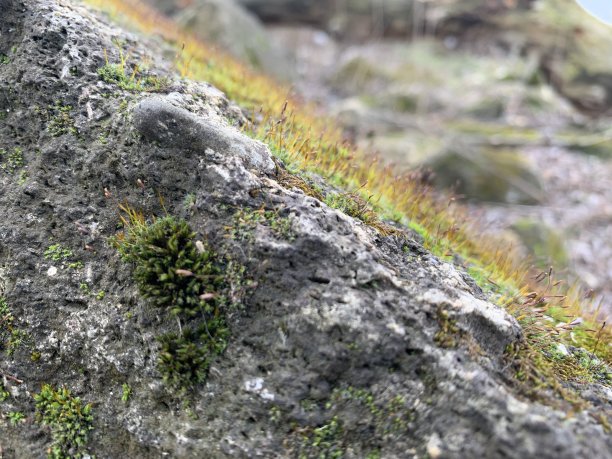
[[158, 318, 229, 389], [114, 214, 232, 391], [299, 416, 344, 459], [34, 384, 93, 459], [0, 147, 25, 173], [290, 386, 412, 458], [0, 381, 9, 402], [434, 308, 461, 349], [229, 208, 296, 242], [44, 244, 73, 262], [116, 217, 222, 317], [47, 104, 77, 137], [0, 296, 15, 352]]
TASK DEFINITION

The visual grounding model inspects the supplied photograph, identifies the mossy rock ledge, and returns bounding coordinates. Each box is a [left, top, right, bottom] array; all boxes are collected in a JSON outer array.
[[0, 1, 610, 458]]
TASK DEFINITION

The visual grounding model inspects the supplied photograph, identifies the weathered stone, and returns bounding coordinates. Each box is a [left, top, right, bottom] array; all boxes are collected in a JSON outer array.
[[133, 97, 275, 173], [0, 1, 610, 458]]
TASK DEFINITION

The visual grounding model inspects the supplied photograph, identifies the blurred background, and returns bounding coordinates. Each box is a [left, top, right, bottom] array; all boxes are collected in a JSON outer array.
[[142, 0, 612, 316]]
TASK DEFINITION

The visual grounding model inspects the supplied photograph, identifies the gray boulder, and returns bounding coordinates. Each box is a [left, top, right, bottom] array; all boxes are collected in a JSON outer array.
[[0, 1, 609, 458]]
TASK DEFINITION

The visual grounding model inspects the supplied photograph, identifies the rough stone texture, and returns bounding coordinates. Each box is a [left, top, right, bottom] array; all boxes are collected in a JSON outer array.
[[132, 97, 275, 173], [0, 1, 610, 458]]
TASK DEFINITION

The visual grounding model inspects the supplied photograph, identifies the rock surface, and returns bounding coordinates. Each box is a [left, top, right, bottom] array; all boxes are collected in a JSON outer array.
[[0, 1, 610, 458]]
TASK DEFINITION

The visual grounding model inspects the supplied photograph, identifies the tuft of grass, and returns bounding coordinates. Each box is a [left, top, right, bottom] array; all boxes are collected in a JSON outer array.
[[323, 191, 395, 235], [34, 384, 93, 459], [98, 48, 169, 92]]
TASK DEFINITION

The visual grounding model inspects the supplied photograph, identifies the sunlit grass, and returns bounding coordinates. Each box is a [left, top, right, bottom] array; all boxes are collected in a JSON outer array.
[[83, 0, 610, 404]]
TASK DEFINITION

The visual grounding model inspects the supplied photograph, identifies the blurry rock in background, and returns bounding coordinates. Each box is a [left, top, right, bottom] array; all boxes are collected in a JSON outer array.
[[425, 147, 543, 205], [142, 0, 612, 313], [512, 218, 569, 270], [145, 0, 294, 80]]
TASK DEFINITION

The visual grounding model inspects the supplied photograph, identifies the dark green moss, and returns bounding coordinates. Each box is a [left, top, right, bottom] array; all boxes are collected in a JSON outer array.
[[158, 318, 229, 390], [116, 217, 223, 318], [114, 215, 233, 391]]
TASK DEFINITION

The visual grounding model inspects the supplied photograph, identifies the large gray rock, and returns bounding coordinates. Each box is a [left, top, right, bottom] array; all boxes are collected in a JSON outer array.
[[0, 1, 610, 458], [133, 97, 275, 173]]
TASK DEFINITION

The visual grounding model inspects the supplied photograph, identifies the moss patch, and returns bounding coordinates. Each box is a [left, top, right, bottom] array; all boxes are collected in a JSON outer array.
[[282, 386, 413, 458], [113, 211, 234, 392], [434, 308, 461, 349], [0, 147, 24, 174], [34, 384, 93, 459]]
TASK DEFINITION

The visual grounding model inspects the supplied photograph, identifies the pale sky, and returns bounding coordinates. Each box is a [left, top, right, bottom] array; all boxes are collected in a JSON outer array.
[[576, 0, 612, 24]]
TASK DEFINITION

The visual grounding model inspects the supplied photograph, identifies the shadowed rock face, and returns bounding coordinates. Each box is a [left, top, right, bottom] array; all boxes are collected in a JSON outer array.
[[0, 1, 610, 458], [0, 0, 26, 55]]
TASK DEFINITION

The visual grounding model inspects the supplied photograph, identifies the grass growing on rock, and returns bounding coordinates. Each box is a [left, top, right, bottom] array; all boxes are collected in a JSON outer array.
[[112, 207, 231, 392], [98, 48, 169, 92], [87, 0, 611, 415]]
